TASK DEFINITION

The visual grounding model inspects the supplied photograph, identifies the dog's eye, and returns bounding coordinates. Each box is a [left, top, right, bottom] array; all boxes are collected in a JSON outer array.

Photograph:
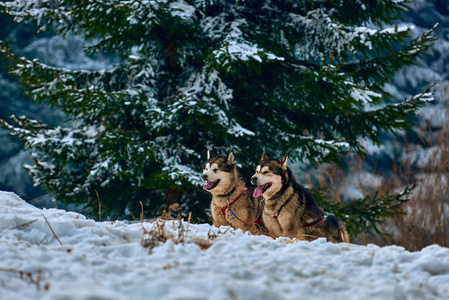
[[262, 171, 269, 175], [213, 168, 219, 173]]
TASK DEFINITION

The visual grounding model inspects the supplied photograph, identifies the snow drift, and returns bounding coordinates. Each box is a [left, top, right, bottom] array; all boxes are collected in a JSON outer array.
[[0, 191, 448, 300]]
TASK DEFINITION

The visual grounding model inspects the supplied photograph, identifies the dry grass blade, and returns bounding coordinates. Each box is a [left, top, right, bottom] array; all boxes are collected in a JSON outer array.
[[139, 201, 144, 225], [10, 219, 38, 230], [176, 217, 185, 243], [42, 214, 63, 246], [95, 190, 102, 222], [186, 211, 192, 237]]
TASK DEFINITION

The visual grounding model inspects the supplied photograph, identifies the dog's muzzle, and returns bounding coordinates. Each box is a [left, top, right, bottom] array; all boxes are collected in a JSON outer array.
[[201, 174, 208, 181], [250, 176, 258, 185]]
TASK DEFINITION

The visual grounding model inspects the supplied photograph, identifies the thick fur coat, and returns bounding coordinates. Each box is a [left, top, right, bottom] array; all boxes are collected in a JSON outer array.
[[202, 151, 263, 235], [251, 153, 349, 243]]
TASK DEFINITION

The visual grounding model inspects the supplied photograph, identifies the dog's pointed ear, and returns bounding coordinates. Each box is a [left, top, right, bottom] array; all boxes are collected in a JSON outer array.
[[227, 152, 235, 165], [260, 152, 269, 161], [279, 154, 288, 169], [207, 150, 216, 160]]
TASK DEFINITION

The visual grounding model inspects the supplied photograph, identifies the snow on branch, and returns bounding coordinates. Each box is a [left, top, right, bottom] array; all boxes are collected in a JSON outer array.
[[289, 9, 350, 60], [353, 24, 414, 50], [150, 136, 203, 186], [169, 0, 196, 20], [0, 0, 69, 32], [208, 17, 284, 66]]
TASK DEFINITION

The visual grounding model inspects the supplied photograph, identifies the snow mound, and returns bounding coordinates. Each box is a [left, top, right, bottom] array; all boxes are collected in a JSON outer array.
[[0, 191, 448, 300]]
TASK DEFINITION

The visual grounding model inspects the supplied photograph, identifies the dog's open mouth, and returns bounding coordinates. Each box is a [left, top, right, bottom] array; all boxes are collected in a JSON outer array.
[[203, 179, 220, 191], [253, 182, 272, 198]]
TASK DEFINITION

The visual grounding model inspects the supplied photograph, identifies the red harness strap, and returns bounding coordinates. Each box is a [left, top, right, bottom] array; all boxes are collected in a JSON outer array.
[[271, 204, 326, 229], [221, 187, 247, 215], [255, 213, 264, 224], [301, 203, 326, 228], [301, 214, 326, 228], [221, 188, 264, 225]]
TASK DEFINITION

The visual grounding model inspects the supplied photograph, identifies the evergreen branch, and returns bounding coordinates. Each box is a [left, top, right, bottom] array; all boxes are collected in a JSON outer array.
[[316, 184, 416, 237], [343, 23, 438, 86]]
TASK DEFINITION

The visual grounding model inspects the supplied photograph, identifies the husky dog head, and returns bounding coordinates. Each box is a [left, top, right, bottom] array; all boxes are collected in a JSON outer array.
[[201, 150, 238, 195], [251, 152, 289, 198]]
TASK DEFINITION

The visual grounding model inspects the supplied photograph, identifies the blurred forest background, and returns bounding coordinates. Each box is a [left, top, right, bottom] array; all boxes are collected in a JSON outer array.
[[0, 0, 448, 250], [303, 0, 449, 249]]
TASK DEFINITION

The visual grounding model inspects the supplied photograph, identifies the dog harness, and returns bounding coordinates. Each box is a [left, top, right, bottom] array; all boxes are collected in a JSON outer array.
[[300, 208, 326, 228], [221, 188, 264, 225], [271, 203, 326, 229]]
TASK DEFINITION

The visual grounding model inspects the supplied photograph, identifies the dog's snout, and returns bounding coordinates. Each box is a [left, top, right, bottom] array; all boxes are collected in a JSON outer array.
[[250, 176, 257, 185], [201, 174, 208, 181]]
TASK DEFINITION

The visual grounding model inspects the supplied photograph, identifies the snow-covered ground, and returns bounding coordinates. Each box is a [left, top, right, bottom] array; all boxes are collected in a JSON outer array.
[[1, 191, 448, 300]]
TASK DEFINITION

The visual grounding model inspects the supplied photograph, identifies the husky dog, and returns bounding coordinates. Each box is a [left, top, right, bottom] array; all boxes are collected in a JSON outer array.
[[251, 152, 349, 243], [202, 151, 263, 234]]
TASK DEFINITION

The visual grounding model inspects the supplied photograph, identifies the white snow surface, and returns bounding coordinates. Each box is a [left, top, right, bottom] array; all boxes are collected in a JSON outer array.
[[1, 191, 449, 300]]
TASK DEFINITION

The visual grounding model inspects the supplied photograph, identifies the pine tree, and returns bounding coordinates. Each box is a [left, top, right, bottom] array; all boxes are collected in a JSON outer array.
[[0, 13, 114, 201], [0, 1, 436, 228]]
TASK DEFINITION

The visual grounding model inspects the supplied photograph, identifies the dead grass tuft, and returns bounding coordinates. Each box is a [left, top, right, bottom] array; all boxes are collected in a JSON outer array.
[[160, 203, 181, 220], [0, 267, 50, 291], [141, 217, 186, 254], [140, 210, 233, 253]]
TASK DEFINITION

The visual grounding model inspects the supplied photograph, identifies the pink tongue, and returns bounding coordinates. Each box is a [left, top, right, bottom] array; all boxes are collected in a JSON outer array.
[[203, 181, 215, 190], [253, 185, 264, 198]]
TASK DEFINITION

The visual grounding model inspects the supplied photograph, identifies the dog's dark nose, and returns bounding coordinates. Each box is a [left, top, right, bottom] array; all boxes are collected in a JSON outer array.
[[250, 176, 257, 185], [201, 174, 208, 181]]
